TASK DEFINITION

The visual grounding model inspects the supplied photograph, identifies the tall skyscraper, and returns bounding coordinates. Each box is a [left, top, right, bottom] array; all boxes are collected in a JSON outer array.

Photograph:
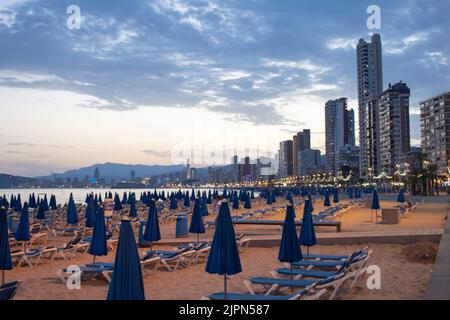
[[292, 134, 299, 177], [292, 129, 311, 176], [325, 98, 355, 175], [298, 129, 311, 151], [365, 96, 381, 176], [378, 81, 411, 173], [420, 92, 450, 176], [278, 140, 293, 178], [357, 33, 383, 177]]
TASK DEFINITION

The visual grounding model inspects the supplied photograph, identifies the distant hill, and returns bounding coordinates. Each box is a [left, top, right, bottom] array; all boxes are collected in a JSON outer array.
[[36, 162, 186, 181], [0, 174, 38, 188]]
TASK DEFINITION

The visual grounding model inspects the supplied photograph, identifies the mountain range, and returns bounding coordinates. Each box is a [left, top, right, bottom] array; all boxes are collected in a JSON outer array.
[[35, 162, 187, 181]]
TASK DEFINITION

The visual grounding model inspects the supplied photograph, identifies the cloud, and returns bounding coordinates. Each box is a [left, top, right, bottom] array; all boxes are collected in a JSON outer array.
[[326, 37, 358, 50], [0, 8, 16, 28], [7, 142, 36, 147], [142, 149, 171, 157], [0, 70, 64, 84], [421, 51, 449, 66], [384, 32, 430, 55]]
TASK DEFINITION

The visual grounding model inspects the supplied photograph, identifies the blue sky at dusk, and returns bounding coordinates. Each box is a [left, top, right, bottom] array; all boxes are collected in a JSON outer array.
[[0, 0, 449, 176]]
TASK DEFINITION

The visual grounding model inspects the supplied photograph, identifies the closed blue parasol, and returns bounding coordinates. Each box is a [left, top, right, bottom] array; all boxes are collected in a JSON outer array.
[[205, 200, 242, 299], [49, 195, 57, 210], [0, 207, 13, 284], [15, 204, 30, 254], [201, 197, 209, 216], [143, 201, 161, 247], [333, 189, 339, 203], [244, 194, 252, 209], [67, 195, 78, 225], [371, 189, 381, 222], [299, 199, 316, 258], [114, 194, 123, 211], [323, 189, 331, 207], [183, 194, 190, 208], [85, 197, 96, 228], [169, 196, 178, 210], [88, 207, 108, 263], [232, 195, 239, 211], [129, 201, 137, 218], [189, 199, 205, 242], [397, 189, 405, 203], [36, 201, 46, 220], [279, 205, 302, 264], [107, 219, 145, 300]]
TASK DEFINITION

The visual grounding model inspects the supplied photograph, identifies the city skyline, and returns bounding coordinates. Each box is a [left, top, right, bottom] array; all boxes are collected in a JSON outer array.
[[1, 0, 450, 176]]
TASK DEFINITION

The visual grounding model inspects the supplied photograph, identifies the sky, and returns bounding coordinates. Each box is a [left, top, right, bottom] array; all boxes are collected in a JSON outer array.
[[0, 0, 449, 176]]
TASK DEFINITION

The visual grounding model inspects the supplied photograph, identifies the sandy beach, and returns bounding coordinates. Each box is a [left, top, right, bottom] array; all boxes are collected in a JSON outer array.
[[5, 195, 448, 300]]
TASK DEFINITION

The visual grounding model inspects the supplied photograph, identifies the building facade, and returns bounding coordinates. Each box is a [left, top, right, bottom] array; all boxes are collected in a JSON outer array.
[[325, 98, 355, 175], [420, 92, 450, 176], [278, 140, 294, 178], [378, 81, 411, 174], [298, 149, 321, 176], [357, 33, 383, 177], [336, 145, 360, 175]]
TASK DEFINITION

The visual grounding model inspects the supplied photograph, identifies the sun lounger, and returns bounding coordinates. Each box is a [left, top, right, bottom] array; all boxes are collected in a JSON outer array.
[[302, 247, 369, 261], [274, 268, 340, 279], [192, 246, 211, 264], [237, 238, 251, 252], [244, 271, 348, 299], [57, 265, 114, 284], [291, 250, 371, 270], [204, 288, 327, 301], [0, 280, 21, 300], [53, 237, 83, 260]]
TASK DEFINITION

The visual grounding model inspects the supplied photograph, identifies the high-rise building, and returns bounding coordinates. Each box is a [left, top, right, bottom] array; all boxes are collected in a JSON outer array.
[[298, 129, 311, 151], [278, 140, 293, 178], [379, 81, 411, 174], [357, 33, 383, 177], [292, 135, 298, 177], [325, 98, 355, 175], [292, 129, 311, 176], [337, 145, 360, 174], [364, 96, 381, 176], [298, 149, 321, 176], [420, 92, 450, 176]]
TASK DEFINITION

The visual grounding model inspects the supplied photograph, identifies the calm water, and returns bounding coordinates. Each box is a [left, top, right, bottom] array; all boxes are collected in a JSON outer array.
[[0, 188, 232, 205]]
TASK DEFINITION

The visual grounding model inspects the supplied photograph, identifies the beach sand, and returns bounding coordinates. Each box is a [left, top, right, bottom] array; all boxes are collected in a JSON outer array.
[[9, 242, 437, 300], [7, 196, 447, 300]]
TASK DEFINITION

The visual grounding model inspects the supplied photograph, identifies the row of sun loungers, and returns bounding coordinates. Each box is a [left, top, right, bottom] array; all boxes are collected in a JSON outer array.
[[56, 236, 252, 285], [203, 247, 371, 300]]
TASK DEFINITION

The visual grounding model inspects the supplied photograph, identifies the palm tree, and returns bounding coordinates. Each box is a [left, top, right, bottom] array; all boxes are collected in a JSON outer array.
[[414, 152, 429, 196], [428, 164, 439, 196]]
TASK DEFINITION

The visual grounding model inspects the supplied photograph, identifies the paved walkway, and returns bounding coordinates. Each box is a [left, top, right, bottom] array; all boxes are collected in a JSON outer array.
[[158, 228, 444, 247], [424, 206, 450, 300]]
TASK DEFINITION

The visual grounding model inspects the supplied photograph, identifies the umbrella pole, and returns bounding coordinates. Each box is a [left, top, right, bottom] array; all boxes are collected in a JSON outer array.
[[2, 270, 4, 285], [93, 255, 96, 264], [307, 246, 309, 260], [224, 274, 228, 300], [197, 233, 200, 243]]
